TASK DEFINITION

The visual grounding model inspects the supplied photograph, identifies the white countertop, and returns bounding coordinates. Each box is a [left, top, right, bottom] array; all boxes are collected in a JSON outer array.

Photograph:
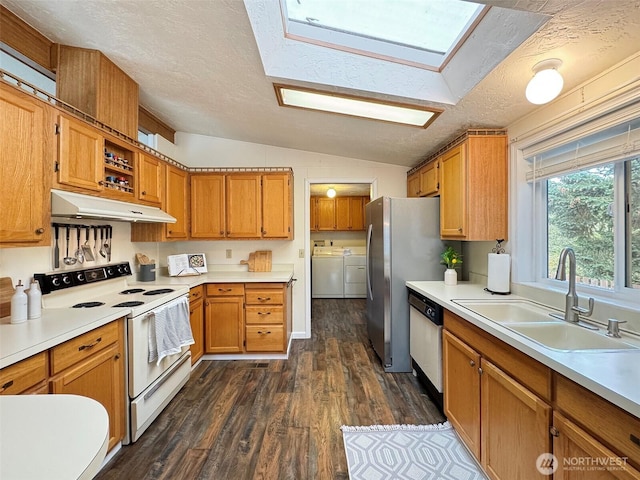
[[0, 394, 109, 479], [0, 265, 295, 369], [406, 281, 640, 418]]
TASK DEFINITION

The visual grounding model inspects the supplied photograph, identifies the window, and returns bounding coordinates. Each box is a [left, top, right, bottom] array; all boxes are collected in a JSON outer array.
[[526, 112, 640, 296]]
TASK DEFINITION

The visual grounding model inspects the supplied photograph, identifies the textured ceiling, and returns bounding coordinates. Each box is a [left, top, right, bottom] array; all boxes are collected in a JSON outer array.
[[4, 0, 640, 168]]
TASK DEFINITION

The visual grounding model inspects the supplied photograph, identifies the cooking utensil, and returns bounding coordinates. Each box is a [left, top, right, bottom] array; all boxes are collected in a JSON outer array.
[[106, 225, 112, 262], [53, 224, 60, 269], [74, 227, 85, 264], [63, 226, 77, 265], [82, 226, 95, 261], [93, 226, 99, 260], [99, 227, 107, 258]]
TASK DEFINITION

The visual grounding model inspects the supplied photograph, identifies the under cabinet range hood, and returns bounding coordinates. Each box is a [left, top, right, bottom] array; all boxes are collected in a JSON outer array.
[[51, 189, 177, 223]]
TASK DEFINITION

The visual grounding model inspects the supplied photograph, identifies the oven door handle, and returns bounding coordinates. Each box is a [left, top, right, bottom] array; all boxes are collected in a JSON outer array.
[[143, 353, 190, 401]]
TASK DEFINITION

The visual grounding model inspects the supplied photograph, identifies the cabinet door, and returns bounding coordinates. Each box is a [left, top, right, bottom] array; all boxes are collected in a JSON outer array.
[[407, 172, 420, 197], [262, 173, 292, 239], [440, 145, 466, 238], [310, 197, 317, 231], [0, 84, 49, 245], [350, 197, 366, 230], [316, 197, 335, 230], [419, 159, 439, 197], [191, 174, 225, 238], [226, 174, 261, 238], [205, 296, 244, 353], [189, 297, 204, 364], [480, 358, 551, 480], [57, 114, 103, 192], [136, 153, 163, 205], [443, 330, 481, 459], [553, 412, 640, 480], [165, 165, 188, 239], [50, 342, 125, 451], [335, 197, 351, 230]]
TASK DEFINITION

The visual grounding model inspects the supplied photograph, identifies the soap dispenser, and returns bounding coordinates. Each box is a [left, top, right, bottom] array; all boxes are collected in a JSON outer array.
[[10, 280, 28, 324]]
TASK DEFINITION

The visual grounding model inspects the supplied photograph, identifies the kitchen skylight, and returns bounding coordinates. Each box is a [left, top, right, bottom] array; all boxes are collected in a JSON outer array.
[[281, 0, 487, 70]]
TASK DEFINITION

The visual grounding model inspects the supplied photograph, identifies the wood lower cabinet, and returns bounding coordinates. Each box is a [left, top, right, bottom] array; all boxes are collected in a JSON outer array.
[[553, 412, 640, 479], [189, 286, 205, 364], [245, 283, 288, 352], [444, 311, 552, 479], [49, 319, 125, 452], [442, 330, 481, 458], [0, 352, 48, 395], [0, 83, 51, 246], [205, 284, 245, 354]]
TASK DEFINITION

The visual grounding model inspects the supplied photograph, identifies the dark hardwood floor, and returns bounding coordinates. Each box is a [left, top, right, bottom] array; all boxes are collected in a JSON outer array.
[[97, 299, 444, 479]]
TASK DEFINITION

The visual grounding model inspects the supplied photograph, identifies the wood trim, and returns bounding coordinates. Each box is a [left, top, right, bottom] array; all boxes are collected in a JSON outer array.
[[138, 105, 175, 143], [0, 6, 54, 71]]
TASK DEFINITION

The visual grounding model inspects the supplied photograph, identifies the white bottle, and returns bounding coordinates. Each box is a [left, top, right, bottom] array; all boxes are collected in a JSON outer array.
[[27, 279, 42, 320], [10, 280, 28, 324]]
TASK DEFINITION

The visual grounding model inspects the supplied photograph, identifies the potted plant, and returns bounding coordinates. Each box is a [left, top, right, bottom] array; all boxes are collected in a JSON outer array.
[[441, 246, 463, 285]]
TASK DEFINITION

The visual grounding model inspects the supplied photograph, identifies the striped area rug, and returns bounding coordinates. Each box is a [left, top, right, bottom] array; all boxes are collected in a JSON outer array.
[[341, 422, 487, 480]]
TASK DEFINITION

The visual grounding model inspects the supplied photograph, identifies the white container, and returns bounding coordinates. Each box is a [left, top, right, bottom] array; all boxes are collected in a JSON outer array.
[[27, 279, 42, 319], [10, 280, 28, 324], [444, 268, 458, 286]]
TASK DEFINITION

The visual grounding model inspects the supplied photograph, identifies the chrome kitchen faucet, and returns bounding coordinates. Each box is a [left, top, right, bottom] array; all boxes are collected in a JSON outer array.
[[553, 247, 596, 325]]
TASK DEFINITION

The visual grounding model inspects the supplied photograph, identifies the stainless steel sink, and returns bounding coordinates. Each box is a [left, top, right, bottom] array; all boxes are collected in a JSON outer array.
[[454, 299, 562, 324], [507, 323, 640, 352]]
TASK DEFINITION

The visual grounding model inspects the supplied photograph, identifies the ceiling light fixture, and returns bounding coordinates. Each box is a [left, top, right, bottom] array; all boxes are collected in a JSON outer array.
[[274, 84, 442, 128], [326, 187, 337, 198], [525, 59, 564, 105]]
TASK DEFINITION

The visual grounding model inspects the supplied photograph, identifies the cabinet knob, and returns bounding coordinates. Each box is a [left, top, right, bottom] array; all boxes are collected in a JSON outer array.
[[257, 331, 271, 335], [141, 191, 147, 195], [469, 360, 475, 367], [458, 227, 463, 232], [220, 231, 224, 235], [35, 228, 45, 235], [114, 353, 121, 360], [257, 297, 271, 301]]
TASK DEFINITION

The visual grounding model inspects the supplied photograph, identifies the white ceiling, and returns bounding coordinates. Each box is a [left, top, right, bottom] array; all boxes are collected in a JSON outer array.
[[4, 0, 640, 168]]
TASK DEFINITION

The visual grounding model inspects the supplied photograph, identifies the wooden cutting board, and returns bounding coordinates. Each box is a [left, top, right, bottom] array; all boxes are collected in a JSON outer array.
[[240, 250, 272, 272], [1, 277, 15, 318]]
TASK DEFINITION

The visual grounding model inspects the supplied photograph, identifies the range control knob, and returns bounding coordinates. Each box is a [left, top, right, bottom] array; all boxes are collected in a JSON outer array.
[[116, 264, 125, 275], [51, 276, 62, 288], [62, 275, 72, 285], [75, 272, 86, 283], [106, 267, 115, 277]]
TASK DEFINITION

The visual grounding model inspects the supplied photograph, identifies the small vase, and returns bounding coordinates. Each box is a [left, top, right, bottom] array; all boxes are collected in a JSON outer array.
[[444, 268, 458, 286]]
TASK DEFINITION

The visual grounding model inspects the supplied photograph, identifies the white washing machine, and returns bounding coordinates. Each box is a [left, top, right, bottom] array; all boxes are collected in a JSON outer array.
[[311, 247, 344, 298], [344, 247, 366, 298]]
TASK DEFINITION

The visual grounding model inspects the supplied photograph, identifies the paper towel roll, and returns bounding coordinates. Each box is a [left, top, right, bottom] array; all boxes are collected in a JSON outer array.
[[487, 253, 511, 294]]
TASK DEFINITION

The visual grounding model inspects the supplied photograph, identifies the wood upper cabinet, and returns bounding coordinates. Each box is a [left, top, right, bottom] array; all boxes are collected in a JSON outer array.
[[443, 329, 481, 459], [262, 173, 293, 239], [56, 113, 103, 192], [56, 45, 139, 138], [136, 153, 163, 205], [336, 196, 366, 231], [205, 284, 245, 354], [190, 173, 225, 239], [165, 165, 189, 239], [315, 197, 336, 230], [419, 159, 439, 197], [49, 319, 125, 452], [407, 171, 420, 198], [226, 173, 261, 238], [0, 83, 51, 246], [189, 286, 205, 364], [440, 133, 508, 240]]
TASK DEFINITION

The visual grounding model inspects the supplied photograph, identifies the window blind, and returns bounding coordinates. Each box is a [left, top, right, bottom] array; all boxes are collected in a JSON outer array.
[[524, 102, 640, 182]]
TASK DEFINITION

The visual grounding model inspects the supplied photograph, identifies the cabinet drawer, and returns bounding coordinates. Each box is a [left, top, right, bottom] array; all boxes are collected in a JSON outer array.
[[245, 290, 283, 305], [0, 352, 47, 395], [245, 325, 284, 352], [50, 321, 119, 375], [206, 283, 244, 296], [189, 285, 204, 302], [554, 373, 640, 469], [245, 306, 284, 325]]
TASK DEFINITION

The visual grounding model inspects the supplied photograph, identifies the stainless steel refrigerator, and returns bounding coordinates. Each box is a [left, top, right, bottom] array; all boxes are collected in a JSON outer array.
[[365, 196, 455, 372]]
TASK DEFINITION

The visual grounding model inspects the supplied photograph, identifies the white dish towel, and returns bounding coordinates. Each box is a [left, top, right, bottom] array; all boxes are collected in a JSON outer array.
[[148, 296, 194, 366]]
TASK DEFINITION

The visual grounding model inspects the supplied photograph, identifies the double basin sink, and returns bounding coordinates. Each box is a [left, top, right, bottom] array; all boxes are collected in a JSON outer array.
[[453, 299, 639, 352]]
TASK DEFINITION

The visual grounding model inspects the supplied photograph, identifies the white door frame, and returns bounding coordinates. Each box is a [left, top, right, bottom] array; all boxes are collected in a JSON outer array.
[[303, 178, 378, 337]]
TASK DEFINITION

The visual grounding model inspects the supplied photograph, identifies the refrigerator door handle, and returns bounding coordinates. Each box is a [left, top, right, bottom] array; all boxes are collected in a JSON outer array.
[[366, 223, 373, 300]]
